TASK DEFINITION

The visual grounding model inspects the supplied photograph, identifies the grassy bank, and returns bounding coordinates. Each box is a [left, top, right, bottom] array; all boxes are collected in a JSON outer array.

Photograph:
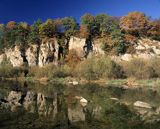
[[1, 56, 160, 87]]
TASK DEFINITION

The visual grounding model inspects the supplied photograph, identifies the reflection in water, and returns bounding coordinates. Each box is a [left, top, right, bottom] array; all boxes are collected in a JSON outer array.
[[68, 103, 85, 122], [1, 81, 160, 129]]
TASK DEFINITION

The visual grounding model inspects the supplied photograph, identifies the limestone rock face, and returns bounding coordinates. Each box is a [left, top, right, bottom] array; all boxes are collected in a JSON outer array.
[[93, 38, 105, 55], [69, 36, 105, 58], [26, 45, 38, 66], [112, 38, 160, 61], [135, 38, 160, 59], [38, 38, 59, 67], [0, 38, 59, 67], [69, 36, 86, 58], [120, 54, 133, 61], [1, 37, 160, 67], [5, 46, 24, 67]]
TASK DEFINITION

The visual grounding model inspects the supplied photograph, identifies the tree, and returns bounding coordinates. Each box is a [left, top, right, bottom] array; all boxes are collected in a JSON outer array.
[[147, 19, 160, 40], [54, 18, 63, 33], [16, 22, 30, 43], [28, 19, 42, 43], [0, 24, 5, 50], [81, 13, 98, 36], [95, 14, 119, 36], [61, 17, 78, 57], [39, 19, 56, 38], [111, 29, 126, 54], [4, 26, 18, 47], [61, 17, 78, 38], [120, 12, 148, 36], [4, 22, 30, 47], [6, 21, 16, 30]]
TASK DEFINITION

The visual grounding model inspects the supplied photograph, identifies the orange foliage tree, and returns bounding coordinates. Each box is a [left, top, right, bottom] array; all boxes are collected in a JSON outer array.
[[120, 12, 148, 36], [6, 21, 16, 29]]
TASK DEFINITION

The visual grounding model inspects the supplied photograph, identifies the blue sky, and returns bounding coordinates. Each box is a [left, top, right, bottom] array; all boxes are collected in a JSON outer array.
[[0, 0, 160, 24]]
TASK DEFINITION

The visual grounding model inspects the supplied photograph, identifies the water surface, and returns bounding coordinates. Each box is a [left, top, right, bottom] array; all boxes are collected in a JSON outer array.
[[0, 81, 160, 129]]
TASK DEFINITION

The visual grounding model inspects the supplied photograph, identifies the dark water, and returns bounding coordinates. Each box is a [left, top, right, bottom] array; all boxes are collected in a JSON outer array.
[[0, 81, 160, 129]]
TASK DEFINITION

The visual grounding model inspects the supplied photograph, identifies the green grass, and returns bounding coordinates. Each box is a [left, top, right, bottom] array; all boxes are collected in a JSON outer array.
[[106, 79, 126, 86]]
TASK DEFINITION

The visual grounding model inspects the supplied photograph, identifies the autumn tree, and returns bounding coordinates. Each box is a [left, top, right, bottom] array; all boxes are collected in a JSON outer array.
[[6, 21, 16, 30], [120, 12, 148, 36]]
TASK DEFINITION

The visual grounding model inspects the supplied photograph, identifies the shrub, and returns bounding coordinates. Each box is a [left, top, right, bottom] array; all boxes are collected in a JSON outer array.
[[65, 49, 81, 67], [28, 64, 55, 78], [28, 63, 71, 79], [149, 58, 160, 77], [0, 59, 26, 78], [121, 58, 155, 79], [101, 36, 114, 53], [93, 56, 123, 78], [0, 65, 25, 78], [51, 65, 71, 78], [75, 56, 124, 80], [75, 57, 96, 80]]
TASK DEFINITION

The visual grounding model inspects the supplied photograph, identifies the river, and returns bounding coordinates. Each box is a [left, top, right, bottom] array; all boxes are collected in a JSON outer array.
[[0, 80, 160, 129]]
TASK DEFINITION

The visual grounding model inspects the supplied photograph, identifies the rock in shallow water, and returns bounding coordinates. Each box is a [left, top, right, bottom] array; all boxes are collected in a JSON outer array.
[[80, 98, 88, 107], [134, 101, 152, 109], [75, 96, 88, 107]]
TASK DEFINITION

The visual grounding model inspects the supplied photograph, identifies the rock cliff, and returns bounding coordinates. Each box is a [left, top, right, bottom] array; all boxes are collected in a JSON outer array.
[[38, 38, 59, 67], [112, 38, 160, 61], [5, 46, 24, 67], [0, 37, 160, 67], [0, 38, 59, 67]]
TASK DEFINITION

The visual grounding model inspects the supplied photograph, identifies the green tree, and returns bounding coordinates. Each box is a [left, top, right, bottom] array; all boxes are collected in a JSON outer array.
[[16, 22, 30, 44], [28, 19, 42, 43], [0, 24, 5, 51], [95, 14, 119, 36], [61, 17, 79, 56], [81, 13, 98, 36], [39, 19, 56, 38], [4, 24, 18, 47], [61, 17, 78, 37], [111, 29, 126, 54]]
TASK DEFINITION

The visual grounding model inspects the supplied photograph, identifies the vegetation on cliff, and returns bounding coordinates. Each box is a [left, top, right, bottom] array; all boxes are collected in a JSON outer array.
[[0, 11, 160, 54]]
